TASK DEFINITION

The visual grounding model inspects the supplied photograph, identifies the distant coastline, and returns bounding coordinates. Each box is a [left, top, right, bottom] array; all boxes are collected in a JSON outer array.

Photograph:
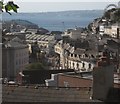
[[2, 10, 103, 31]]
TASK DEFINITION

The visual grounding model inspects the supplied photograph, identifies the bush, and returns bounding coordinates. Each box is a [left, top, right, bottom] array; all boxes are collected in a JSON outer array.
[[25, 62, 47, 70]]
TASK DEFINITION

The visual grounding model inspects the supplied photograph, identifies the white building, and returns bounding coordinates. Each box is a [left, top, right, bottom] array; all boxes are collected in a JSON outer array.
[[99, 25, 105, 36], [54, 40, 97, 72], [111, 25, 120, 38], [99, 24, 120, 38]]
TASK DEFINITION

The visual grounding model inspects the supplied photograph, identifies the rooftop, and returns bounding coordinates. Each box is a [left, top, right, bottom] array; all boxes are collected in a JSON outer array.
[[2, 85, 102, 102], [26, 34, 54, 41], [2, 37, 28, 48], [60, 72, 120, 85]]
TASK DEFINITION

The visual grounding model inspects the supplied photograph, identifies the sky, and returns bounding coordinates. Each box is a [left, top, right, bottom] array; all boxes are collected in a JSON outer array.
[[4, 0, 120, 12]]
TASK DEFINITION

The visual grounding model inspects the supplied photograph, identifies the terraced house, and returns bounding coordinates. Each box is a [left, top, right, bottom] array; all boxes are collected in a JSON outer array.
[[55, 40, 97, 72]]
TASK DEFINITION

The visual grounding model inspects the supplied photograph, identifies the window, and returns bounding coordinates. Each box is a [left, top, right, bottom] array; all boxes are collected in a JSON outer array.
[[82, 62, 85, 68], [89, 63, 91, 69], [16, 61, 18, 65], [82, 54, 85, 58], [69, 62, 71, 68], [73, 63, 74, 67], [19, 59, 21, 65], [77, 63, 79, 69], [91, 55, 94, 58], [85, 54, 88, 57], [79, 55, 81, 58], [71, 54, 73, 57]]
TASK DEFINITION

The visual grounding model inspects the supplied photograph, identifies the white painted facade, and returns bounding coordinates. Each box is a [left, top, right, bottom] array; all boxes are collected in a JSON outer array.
[[54, 41, 96, 72], [99, 24, 120, 38]]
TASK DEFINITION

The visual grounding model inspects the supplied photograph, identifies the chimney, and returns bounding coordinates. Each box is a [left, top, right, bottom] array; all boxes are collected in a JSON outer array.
[[92, 50, 114, 101]]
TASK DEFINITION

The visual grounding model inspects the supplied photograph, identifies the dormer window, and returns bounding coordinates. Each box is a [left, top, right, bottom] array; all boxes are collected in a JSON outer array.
[[71, 54, 73, 57], [82, 54, 85, 58]]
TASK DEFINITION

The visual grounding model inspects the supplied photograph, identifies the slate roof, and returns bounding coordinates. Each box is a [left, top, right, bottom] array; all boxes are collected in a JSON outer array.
[[26, 34, 54, 41], [3, 37, 28, 48]]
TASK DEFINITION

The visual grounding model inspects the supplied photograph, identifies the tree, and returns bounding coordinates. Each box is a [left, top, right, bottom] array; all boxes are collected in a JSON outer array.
[[25, 62, 48, 70], [103, 8, 120, 22], [0, 1, 19, 15]]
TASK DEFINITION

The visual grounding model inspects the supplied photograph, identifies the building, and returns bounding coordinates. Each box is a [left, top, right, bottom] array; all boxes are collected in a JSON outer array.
[[54, 40, 97, 71], [93, 51, 114, 101], [99, 24, 120, 38], [2, 37, 29, 80], [5, 32, 26, 40], [91, 18, 102, 33], [103, 25, 111, 35], [45, 72, 92, 88], [26, 29, 38, 34], [45, 70, 119, 88], [64, 28, 87, 40], [26, 34, 58, 54]]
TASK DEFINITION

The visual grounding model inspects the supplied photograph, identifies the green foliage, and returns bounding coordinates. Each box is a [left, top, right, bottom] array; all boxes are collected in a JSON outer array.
[[0, 1, 4, 11], [25, 62, 47, 70], [113, 8, 120, 22], [104, 8, 120, 22], [0, 1, 19, 15]]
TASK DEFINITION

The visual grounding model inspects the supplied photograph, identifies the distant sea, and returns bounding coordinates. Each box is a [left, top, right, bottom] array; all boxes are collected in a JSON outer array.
[[2, 10, 103, 31]]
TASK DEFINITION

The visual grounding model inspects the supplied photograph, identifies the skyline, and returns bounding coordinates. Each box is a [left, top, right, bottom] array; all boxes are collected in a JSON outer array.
[[8, 1, 119, 12]]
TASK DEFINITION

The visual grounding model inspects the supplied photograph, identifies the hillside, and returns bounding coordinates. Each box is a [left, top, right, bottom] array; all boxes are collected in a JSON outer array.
[[103, 8, 120, 23], [3, 19, 39, 30], [11, 19, 39, 28]]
